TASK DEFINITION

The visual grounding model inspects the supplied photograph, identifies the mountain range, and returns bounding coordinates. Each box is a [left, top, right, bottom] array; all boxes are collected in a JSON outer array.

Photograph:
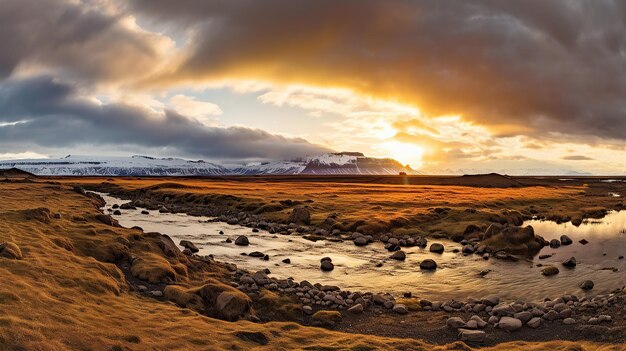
[[0, 153, 416, 176]]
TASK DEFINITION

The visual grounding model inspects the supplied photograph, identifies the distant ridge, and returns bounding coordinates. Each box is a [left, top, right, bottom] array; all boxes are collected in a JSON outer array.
[[454, 173, 524, 188], [0, 153, 416, 176], [0, 167, 36, 178]]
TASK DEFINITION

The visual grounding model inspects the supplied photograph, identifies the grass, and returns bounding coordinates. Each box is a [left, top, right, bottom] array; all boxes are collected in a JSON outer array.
[[0, 179, 623, 350]]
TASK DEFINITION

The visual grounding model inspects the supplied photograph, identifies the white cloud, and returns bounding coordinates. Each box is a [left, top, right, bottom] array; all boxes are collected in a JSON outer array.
[[169, 94, 223, 126]]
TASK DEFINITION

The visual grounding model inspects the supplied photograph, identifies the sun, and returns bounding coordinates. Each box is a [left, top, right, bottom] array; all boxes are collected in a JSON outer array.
[[381, 141, 425, 169]]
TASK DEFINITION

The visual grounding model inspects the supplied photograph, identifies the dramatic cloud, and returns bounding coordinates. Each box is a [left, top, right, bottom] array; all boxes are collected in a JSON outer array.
[[130, 0, 626, 142], [0, 76, 330, 160], [0, 0, 172, 83]]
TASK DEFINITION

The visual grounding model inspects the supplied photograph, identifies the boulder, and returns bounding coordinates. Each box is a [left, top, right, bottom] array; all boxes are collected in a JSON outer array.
[[235, 236, 249, 246], [390, 250, 406, 261], [179, 240, 199, 253], [420, 259, 437, 270], [562, 257, 577, 268], [248, 251, 265, 258], [0, 242, 22, 260], [560, 235, 573, 245], [288, 207, 311, 225], [215, 291, 252, 321], [498, 316, 522, 332], [429, 243, 445, 254]]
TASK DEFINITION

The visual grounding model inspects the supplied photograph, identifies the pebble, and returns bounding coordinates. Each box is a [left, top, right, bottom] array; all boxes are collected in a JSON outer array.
[[458, 329, 486, 343], [498, 316, 522, 332]]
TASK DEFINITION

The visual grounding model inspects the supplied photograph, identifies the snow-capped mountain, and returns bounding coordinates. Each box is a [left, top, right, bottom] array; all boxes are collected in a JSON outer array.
[[0, 153, 415, 176]]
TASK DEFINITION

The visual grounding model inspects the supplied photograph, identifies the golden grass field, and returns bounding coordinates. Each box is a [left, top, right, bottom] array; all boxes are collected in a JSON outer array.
[[0, 178, 624, 350]]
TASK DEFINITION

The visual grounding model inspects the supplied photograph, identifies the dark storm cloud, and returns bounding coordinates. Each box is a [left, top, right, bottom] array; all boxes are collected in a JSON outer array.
[[130, 0, 626, 141], [0, 0, 164, 82], [0, 76, 330, 160]]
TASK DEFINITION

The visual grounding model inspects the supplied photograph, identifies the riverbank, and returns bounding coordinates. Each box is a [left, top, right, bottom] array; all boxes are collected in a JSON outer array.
[[1, 178, 625, 350]]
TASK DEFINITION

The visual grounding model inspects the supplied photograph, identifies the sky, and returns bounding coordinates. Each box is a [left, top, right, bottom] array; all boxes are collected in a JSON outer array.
[[2, 0, 626, 174]]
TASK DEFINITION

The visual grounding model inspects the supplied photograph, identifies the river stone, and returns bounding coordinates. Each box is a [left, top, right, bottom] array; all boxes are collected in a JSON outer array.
[[354, 237, 368, 246], [447, 317, 466, 329], [514, 311, 533, 323], [320, 260, 334, 272], [0, 242, 23, 260], [429, 243, 445, 254], [549, 239, 561, 248], [527, 317, 542, 328], [458, 329, 486, 343], [235, 236, 249, 246], [390, 250, 406, 261], [347, 303, 364, 314], [542, 266, 559, 276], [393, 304, 408, 314], [498, 317, 522, 332], [465, 320, 478, 329], [482, 296, 500, 306], [543, 310, 559, 321], [462, 244, 475, 254], [420, 259, 437, 270], [579, 280, 594, 290], [562, 256, 577, 268], [179, 240, 199, 253], [563, 318, 576, 325], [488, 316, 499, 324], [470, 315, 487, 328], [538, 254, 552, 259], [560, 235, 573, 245]]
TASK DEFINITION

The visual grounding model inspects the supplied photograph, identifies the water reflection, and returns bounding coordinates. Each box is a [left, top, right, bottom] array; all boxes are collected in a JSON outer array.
[[98, 193, 626, 302]]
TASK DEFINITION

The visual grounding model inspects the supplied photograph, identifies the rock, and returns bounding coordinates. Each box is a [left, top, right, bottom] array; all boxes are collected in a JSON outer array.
[[179, 240, 199, 253], [462, 244, 475, 254], [141, 210, 149, 215], [393, 304, 408, 314], [447, 317, 466, 329], [549, 239, 561, 248], [458, 329, 486, 343], [543, 310, 559, 321], [580, 280, 594, 290], [578, 239, 589, 245], [302, 305, 313, 315], [488, 316, 499, 324], [0, 242, 23, 260], [235, 236, 249, 246], [390, 250, 406, 261], [320, 257, 332, 263], [429, 243, 445, 254], [492, 303, 515, 317], [282, 258, 291, 264], [354, 237, 368, 246], [215, 291, 252, 321], [562, 257, 577, 268], [527, 317, 542, 328], [542, 266, 559, 276], [469, 315, 487, 328], [560, 235, 573, 245], [563, 318, 576, 325], [288, 207, 311, 225], [311, 310, 342, 328], [498, 317, 522, 332], [219, 230, 224, 235], [320, 260, 334, 272], [248, 251, 265, 258], [514, 311, 532, 323], [538, 254, 552, 259], [420, 259, 437, 270], [482, 296, 500, 306], [347, 303, 364, 314]]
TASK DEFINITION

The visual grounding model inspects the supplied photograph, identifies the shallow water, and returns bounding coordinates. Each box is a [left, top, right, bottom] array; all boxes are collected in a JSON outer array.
[[98, 193, 626, 302]]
